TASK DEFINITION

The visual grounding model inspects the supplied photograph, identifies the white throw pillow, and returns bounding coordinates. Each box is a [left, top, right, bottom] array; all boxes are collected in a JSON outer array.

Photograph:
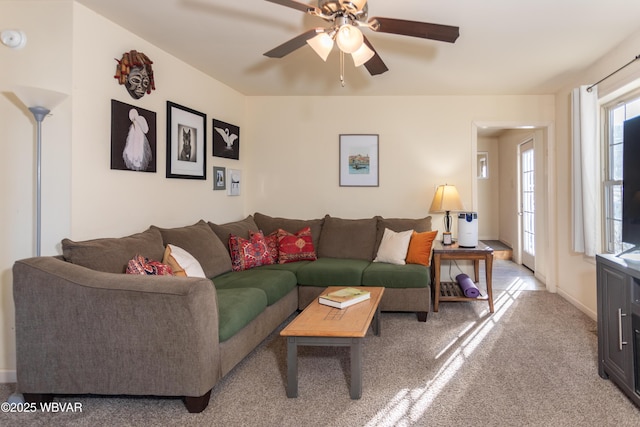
[[162, 244, 207, 278], [373, 228, 413, 265]]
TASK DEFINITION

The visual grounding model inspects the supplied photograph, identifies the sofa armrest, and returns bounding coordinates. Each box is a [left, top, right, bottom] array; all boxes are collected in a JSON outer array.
[[13, 256, 220, 398]]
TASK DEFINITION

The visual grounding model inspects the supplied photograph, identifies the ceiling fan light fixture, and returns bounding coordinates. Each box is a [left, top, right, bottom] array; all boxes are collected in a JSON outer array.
[[307, 32, 334, 61], [336, 24, 363, 54], [340, 0, 367, 12], [351, 42, 374, 67]]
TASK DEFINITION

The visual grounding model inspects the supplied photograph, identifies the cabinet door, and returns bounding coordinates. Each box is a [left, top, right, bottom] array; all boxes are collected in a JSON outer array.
[[600, 264, 633, 383]]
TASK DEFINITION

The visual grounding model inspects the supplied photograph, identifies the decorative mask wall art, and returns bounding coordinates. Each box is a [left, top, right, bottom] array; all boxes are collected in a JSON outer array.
[[114, 50, 156, 99]]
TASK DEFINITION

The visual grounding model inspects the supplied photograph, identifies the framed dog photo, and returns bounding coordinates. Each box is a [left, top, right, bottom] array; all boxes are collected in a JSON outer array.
[[166, 101, 206, 179], [213, 166, 226, 190]]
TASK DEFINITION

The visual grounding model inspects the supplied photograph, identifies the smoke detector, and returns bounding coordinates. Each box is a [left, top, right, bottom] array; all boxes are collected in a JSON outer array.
[[1, 30, 27, 49]]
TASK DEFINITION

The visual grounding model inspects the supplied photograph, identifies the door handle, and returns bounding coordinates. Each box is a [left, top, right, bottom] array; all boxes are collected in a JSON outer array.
[[618, 308, 628, 351]]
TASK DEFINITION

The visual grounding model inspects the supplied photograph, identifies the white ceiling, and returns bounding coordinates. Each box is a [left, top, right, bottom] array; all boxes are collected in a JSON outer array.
[[75, 0, 640, 97]]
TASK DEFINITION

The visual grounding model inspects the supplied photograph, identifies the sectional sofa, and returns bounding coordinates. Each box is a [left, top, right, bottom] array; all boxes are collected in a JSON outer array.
[[12, 212, 435, 412]]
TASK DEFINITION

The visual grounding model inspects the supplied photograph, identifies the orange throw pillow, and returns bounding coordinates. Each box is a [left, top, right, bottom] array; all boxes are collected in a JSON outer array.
[[406, 230, 438, 266]]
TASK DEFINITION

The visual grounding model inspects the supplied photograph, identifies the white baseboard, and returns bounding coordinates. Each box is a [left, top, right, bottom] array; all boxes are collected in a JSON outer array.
[[0, 370, 17, 384], [557, 288, 597, 321]]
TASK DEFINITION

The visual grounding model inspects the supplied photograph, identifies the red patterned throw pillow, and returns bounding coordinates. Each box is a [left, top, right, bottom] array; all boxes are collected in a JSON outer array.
[[229, 231, 274, 272], [126, 254, 173, 276], [277, 227, 317, 264], [253, 229, 279, 265]]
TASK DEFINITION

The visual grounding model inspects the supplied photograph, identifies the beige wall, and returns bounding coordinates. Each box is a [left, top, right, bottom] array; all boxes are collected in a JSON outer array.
[[245, 95, 555, 236], [477, 137, 500, 240], [70, 5, 248, 239], [554, 28, 640, 317], [0, 1, 247, 380]]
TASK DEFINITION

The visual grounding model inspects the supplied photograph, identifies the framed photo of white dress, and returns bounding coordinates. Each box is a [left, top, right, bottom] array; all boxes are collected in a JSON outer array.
[[110, 99, 156, 172]]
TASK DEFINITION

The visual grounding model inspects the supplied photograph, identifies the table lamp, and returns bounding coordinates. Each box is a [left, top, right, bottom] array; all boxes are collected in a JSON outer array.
[[429, 184, 464, 245]]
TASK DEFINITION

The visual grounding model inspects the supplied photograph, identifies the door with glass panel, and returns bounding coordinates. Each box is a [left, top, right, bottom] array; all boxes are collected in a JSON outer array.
[[520, 139, 535, 270]]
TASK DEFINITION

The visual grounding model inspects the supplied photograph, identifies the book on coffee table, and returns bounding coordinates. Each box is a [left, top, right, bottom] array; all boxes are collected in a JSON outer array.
[[318, 287, 371, 309]]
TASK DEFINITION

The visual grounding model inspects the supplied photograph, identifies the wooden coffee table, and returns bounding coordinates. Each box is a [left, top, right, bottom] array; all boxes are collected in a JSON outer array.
[[280, 286, 384, 399]]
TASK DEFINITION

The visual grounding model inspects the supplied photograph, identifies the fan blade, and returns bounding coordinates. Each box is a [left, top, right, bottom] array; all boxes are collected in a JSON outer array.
[[264, 0, 319, 14], [369, 17, 459, 43], [264, 28, 321, 58], [362, 36, 388, 75]]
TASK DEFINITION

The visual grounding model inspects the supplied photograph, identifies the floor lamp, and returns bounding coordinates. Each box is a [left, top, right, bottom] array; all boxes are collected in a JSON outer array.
[[12, 86, 67, 256]]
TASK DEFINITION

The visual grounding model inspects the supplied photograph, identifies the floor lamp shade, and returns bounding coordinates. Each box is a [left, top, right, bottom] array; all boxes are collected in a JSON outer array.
[[12, 86, 67, 113], [12, 86, 68, 256]]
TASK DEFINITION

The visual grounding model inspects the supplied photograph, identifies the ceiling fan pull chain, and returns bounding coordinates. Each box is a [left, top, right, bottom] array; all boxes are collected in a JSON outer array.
[[340, 50, 345, 87]]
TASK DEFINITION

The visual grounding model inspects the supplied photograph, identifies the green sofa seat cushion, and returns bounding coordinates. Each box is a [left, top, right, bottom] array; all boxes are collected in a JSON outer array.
[[255, 260, 312, 274], [296, 258, 370, 287], [216, 287, 268, 343], [362, 262, 430, 288], [213, 269, 297, 305]]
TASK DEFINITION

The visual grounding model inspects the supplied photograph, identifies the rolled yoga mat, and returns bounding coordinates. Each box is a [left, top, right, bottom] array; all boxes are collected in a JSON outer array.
[[456, 273, 481, 298]]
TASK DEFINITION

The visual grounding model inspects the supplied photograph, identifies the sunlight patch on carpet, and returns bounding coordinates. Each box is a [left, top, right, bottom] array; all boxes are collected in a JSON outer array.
[[365, 277, 530, 426]]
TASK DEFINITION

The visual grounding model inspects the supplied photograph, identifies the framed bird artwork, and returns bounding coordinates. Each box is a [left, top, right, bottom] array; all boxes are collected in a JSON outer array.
[[212, 119, 240, 160]]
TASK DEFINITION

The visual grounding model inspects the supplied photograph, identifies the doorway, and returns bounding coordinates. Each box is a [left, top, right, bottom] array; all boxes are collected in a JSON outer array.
[[519, 139, 535, 271], [472, 122, 555, 292]]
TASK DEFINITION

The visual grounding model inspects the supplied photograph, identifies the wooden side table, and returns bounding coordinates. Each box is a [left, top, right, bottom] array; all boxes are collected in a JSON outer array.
[[432, 241, 494, 313]]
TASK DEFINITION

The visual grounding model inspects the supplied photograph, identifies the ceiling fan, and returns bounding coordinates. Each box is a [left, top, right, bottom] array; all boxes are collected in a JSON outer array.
[[263, 0, 459, 83]]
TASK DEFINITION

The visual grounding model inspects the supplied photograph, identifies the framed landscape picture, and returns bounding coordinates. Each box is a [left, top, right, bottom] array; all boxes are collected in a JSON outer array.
[[339, 134, 379, 187], [166, 101, 206, 179]]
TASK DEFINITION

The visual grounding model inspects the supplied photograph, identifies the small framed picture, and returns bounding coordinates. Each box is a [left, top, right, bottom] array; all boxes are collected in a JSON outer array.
[[339, 134, 379, 187], [213, 119, 240, 160], [166, 101, 206, 179], [477, 151, 489, 179], [227, 169, 241, 196], [213, 166, 226, 190]]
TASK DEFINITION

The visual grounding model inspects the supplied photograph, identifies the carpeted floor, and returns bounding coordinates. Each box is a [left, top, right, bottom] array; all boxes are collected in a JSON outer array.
[[2, 288, 639, 426]]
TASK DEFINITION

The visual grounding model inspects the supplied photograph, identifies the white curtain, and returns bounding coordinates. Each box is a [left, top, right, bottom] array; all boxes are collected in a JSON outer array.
[[571, 85, 599, 256]]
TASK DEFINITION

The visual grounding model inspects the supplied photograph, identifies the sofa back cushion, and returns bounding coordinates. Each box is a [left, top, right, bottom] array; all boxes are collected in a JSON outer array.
[[317, 215, 378, 261], [62, 227, 165, 273], [208, 215, 259, 245], [152, 220, 232, 278], [374, 216, 432, 257], [253, 212, 324, 250]]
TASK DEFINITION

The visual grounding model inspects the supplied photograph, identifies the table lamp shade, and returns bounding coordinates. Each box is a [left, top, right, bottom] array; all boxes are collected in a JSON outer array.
[[430, 184, 465, 241], [429, 184, 464, 213]]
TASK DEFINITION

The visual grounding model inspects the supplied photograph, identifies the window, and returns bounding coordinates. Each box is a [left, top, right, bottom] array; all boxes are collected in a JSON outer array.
[[603, 95, 640, 253]]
